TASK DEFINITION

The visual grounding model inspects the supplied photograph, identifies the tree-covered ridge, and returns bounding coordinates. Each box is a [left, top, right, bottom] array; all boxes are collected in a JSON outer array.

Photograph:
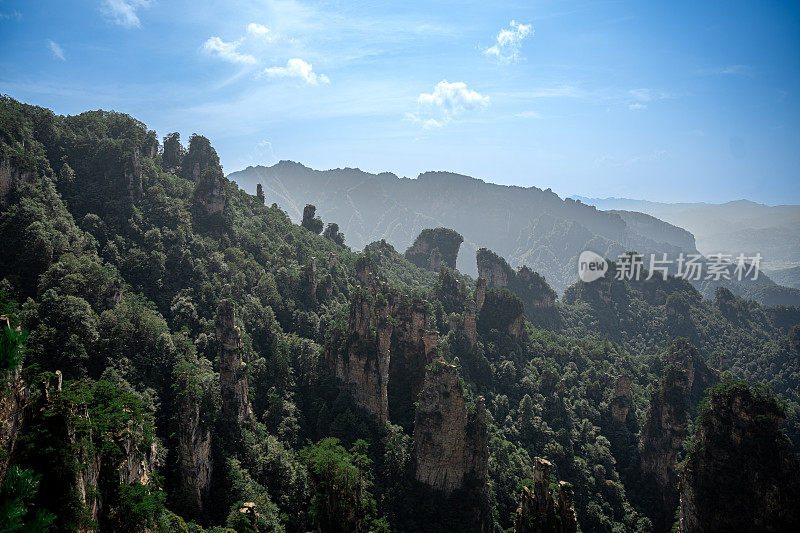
[[1, 96, 798, 532]]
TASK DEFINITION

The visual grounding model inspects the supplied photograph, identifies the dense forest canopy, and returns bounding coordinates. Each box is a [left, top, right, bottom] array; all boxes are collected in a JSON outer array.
[[1, 96, 799, 532]]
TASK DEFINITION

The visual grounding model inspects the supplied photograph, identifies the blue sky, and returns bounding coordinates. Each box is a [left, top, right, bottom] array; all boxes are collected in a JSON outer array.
[[1, 0, 798, 204]]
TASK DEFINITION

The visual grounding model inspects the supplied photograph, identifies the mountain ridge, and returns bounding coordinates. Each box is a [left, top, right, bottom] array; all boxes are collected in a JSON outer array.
[[229, 161, 698, 294]]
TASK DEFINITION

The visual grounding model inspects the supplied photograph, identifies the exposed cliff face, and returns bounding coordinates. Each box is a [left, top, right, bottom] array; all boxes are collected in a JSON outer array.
[[125, 149, 143, 201], [639, 341, 718, 532], [388, 297, 437, 428], [0, 315, 29, 485], [302, 257, 318, 306], [475, 277, 486, 312], [0, 158, 34, 206], [610, 374, 634, 425], [476, 248, 556, 314], [513, 458, 578, 533], [477, 288, 525, 340], [328, 283, 393, 421], [64, 399, 159, 533], [413, 360, 488, 496], [217, 299, 252, 422], [404, 228, 464, 271], [327, 258, 437, 425], [181, 135, 221, 182], [177, 379, 212, 517], [678, 384, 800, 532], [193, 167, 228, 216], [639, 366, 690, 530], [0, 368, 28, 485]]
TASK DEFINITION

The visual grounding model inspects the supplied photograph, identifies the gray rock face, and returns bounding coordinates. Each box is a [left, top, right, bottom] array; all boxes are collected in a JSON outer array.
[[513, 457, 578, 533], [413, 361, 488, 496], [217, 299, 252, 422]]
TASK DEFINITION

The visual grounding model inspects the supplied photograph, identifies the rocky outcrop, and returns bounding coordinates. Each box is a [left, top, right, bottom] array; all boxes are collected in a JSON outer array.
[[176, 373, 212, 516], [328, 281, 393, 421], [404, 228, 464, 271], [677, 383, 800, 532], [514, 458, 577, 533], [302, 257, 318, 306], [327, 258, 437, 425], [125, 149, 142, 201], [664, 339, 718, 407], [475, 277, 486, 312], [0, 158, 34, 206], [181, 135, 221, 182], [193, 167, 227, 216], [323, 222, 346, 246], [217, 299, 252, 422], [413, 360, 488, 496], [476, 288, 525, 340], [63, 398, 159, 532], [0, 317, 29, 485], [69, 404, 102, 532], [476, 249, 556, 314], [463, 300, 478, 347], [639, 340, 718, 531], [610, 374, 633, 425], [639, 365, 690, 530], [301, 204, 323, 234]]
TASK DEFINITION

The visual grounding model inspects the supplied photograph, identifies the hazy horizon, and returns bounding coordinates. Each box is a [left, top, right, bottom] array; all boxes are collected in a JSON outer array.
[[2, 0, 799, 205]]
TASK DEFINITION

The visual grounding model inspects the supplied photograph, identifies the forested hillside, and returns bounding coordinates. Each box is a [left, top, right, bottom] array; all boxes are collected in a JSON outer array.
[[1, 97, 799, 533]]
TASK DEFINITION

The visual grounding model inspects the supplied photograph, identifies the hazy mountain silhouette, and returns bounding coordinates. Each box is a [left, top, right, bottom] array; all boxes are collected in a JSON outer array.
[[229, 162, 697, 293]]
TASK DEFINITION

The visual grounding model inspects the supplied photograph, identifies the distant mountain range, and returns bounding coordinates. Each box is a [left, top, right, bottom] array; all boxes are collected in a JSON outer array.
[[572, 196, 800, 269], [229, 162, 697, 294], [229, 162, 800, 305]]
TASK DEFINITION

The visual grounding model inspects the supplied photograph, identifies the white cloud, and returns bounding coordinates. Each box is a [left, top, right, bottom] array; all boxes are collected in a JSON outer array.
[[204, 36, 257, 64], [262, 58, 329, 85], [418, 80, 489, 113], [102, 0, 151, 28], [48, 40, 65, 61], [515, 110, 543, 119], [484, 20, 533, 63], [246, 23, 275, 41], [628, 103, 646, 110], [409, 80, 489, 128]]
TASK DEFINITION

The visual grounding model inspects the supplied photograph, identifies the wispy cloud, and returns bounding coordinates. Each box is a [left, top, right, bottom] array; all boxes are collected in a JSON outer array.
[[48, 40, 65, 61], [0, 10, 22, 21], [483, 20, 533, 63], [204, 36, 257, 64], [409, 80, 489, 128], [515, 110, 544, 119], [262, 58, 329, 85], [717, 65, 752, 76], [102, 0, 151, 28], [627, 88, 671, 109], [203, 23, 281, 66]]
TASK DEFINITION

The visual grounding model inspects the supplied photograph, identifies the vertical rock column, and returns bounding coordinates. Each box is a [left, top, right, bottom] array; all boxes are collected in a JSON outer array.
[[513, 457, 577, 533], [177, 377, 213, 516], [217, 299, 252, 422], [413, 360, 488, 495]]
